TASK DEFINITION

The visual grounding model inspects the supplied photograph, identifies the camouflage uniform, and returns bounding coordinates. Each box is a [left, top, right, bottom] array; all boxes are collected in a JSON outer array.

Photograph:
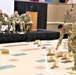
[[11, 14, 21, 33], [64, 13, 71, 23], [57, 22, 73, 52], [70, 22, 76, 69], [20, 13, 33, 32], [0, 13, 11, 33]]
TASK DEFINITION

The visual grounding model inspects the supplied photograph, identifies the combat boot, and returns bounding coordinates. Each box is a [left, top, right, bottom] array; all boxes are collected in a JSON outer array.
[[21, 29, 23, 32], [13, 30, 16, 33], [8, 28, 10, 33], [8, 30, 10, 33]]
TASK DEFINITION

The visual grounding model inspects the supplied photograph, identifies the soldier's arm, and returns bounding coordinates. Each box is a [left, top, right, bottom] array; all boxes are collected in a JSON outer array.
[[29, 15, 33, 24], [70, 14, 72, 18], [20, 14, 24, 21], [64, 14, 66, 19], [70, 24, 76, 40], [69, 14, 72, 22], [58, 31, 64, 45], [10, 15, 14, 21], [19, 15, 22, 21], [4, 13, 9, 20], [0, 14, 4, 20], [63, 14, 66, 22], [56, 32, 64, 50], [29, 15, 32, 21], [17, 15, 20, 21], [26, 15, 32, 24]]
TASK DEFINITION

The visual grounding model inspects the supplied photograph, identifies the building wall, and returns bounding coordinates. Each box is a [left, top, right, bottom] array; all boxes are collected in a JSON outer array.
[[47, 4, 58, 22], [47, 4, 76, 31], [58, 4, 76, 22]]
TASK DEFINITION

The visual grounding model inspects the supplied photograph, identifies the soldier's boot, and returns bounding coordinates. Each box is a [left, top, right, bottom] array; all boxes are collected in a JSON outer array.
[[30, 24, 33, 32], [8, 29, 10, 33], [28, 25, 32, 32], [24, 30, 26, 33], [13, 30, 16, 33], [21, 29, 23, 32]]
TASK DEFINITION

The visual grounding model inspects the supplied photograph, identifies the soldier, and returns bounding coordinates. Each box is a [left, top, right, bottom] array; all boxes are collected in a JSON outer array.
[[55, 22, 73, 52], [64, 10, 72, 23], [11, 11, 21, 33], [20, 10, 33, 32], [0, 9, 11, 33], [69, 22, 76, 70]]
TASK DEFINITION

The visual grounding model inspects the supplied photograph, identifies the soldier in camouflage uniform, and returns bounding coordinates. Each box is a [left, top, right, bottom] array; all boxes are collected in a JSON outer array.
[[11, 11, 21, 33], [69, 22, 76, 70], [0, 9, 11, 33], [56, 22, 73, 52], [20, 10, 33, 32], [64, 10, 71, 23]]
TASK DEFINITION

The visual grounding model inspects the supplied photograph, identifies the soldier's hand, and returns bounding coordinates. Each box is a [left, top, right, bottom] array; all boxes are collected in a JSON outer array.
[[2, 14, 4, 18], [5, 20, 9, 22], [68, 31, 72, 34], [55, 45, 59, 50], [69, 40, 72, 45], [55, 47, 58, 50], [16, 21, 19, 24]]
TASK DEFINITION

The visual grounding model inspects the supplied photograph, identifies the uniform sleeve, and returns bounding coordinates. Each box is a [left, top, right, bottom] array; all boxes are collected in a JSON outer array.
[[10, 15, 14, 21], [29, 15, 32, 21], [4, 13, 9, 20], [0, 14, 4, 20], [20, 14, 24, 21], [17, 15, 20, 21], [68, 23, 73, 30], [26, 15, 31, 22], [64, 14, 66, 22], [57, 31, 64, 45], [26, 15, 32, 23], [70, 23, 76, 40], [64, 14, 66, 19]]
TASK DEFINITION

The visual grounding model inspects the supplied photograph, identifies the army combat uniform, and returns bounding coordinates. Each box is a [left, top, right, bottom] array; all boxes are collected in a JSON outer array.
[[70, 22, 76, 70], [20, 14, 33, 32], [11, 14, 21, 33], [57, 22, 73, 52], [0, 13, 11, 33], [64, 13, 71, 23]]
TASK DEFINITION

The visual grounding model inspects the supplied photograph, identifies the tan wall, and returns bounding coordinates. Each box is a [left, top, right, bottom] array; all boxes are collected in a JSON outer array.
[[47, 4, 76, 30], [47, 24, 59, 31], [58, 4, 72, 22], [58, 4, 76, 22], [47, 4, 58, 22]]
